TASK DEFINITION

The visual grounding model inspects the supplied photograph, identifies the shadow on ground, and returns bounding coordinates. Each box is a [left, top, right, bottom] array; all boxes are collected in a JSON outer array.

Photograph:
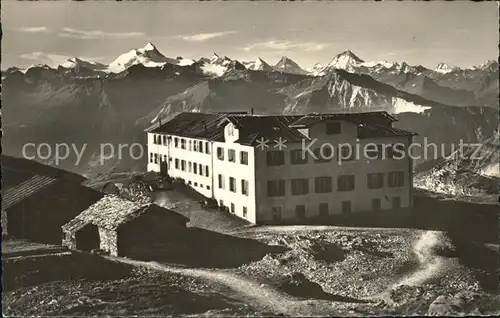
[[3, 273, 264, 316], [127, 227, 289, 268], [275, 272, 372, 304]]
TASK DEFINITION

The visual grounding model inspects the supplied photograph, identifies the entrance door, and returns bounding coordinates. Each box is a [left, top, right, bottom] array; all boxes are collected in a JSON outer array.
[[75, 224, 100, 251], [372, 199, 381, 212], [392, 197, 401, 209], [272, 207, 282, 221], [160, 160, 168, 176]]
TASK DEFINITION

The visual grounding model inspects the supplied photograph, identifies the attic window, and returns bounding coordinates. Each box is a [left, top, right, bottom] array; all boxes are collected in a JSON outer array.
[[227, 125, 234, 136], [326, 122, 341, 135]]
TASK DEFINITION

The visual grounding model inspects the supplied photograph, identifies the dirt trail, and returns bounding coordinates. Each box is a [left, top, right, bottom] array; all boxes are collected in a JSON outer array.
[[368, 230, 447, 304], [393, 231, 445, 288], [105, 256, 336, 316]]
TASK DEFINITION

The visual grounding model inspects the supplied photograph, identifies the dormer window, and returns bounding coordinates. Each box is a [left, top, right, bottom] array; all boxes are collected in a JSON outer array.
[[326, 122, 341, 135], [227, 125, 234, 136]]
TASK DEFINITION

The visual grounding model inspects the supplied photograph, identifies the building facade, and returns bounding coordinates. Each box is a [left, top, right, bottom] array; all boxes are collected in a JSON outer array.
[[146, 112, 416, 224]]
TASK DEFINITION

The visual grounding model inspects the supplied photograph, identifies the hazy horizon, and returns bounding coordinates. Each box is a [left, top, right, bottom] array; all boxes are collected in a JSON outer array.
[[2, 1, 498, 70]]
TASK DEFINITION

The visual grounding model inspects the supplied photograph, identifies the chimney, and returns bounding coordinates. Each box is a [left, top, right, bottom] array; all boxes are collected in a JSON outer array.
[[251, 107, 254, 116]]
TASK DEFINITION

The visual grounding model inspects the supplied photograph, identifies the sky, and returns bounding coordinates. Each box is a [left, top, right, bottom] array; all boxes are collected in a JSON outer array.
[[2, 1, 498, 70]]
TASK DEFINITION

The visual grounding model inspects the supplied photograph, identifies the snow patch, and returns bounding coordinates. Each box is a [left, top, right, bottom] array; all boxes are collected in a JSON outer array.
[[362, 60, 397, 69], [177, 58, 195, 66], [480, 163, 500, 178], [392, 98, 431, 114], [201, 63, 227, 77], [434, 63, 454, 74]]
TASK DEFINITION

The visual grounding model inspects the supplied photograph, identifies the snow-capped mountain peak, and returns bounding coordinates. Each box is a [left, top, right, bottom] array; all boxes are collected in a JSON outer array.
[[274, 56, 305, 74], [244, 57, 273, 71], [210, 53, 232, 66], [473, 60, 498, 71], [108, 42, 178, 73], [326, 50, 364, 72], [60, 57, 108, 72], [435, 62, 455, 74], [142, 42, 156, 51], [210, 53, 221, 64]]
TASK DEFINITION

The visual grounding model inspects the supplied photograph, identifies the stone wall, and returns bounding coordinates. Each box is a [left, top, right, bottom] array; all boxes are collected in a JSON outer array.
[[62, 230, 76, 250], [2, 209, 8, 236], [98, 227, 118, 256]]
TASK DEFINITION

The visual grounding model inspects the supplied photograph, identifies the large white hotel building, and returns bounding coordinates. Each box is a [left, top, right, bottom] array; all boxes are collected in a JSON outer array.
[[146, 111, 416, 224]]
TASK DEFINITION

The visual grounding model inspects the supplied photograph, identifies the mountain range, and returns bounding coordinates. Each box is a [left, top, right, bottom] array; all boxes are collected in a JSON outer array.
[[2, 42, 498, 176]]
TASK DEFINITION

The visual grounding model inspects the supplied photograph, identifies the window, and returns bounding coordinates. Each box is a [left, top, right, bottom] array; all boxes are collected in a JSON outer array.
[[339, 145, 355, 162], [392, 197, 401, 209], [217, 147, 224, 160], [149, 152, 153, 163], [372, 199, 381, 211], [326, 122, 341, 135], [243, 207, 248, 218], [181, 160, 186, 171], [315, 176, 332, 193], [313, 147, 333, 163], [365, 144, 384, 160], [341, 201, 352, 214], [290, 149, 308, 164], [205, 165, 209, 177], [190, 140, 193, 151], [163, 135, 167, 145], [194, 182, 198, 187], [385, 145, 395, 159], [154, 154, 158, 164], [388, 171, 405, 187], [367, 173, 384, 189], [207, 185, 210, 190], [218, 174, 225, 189], [188, 181, 192, 185], [229, 177, 236, 192], [272, 207, 282, 221], [205, 142, 210, 154], [181, 139, 186, 150], [230, 203, 235, 213], [188, 162, 192, 172], [241, 179, 249, 196], [240, 151, 248, 165], [267, 151, 285, 166], [163, 155, 167, 162], [227, 125, 234, 136], [198, 164, 203, 176], [295, 205, 306, 219], [267, 180, 285, 197], [338, 175, 355, 191], [175, 158, 179, 169], [319, 203, 329, 217], [199, 141, 203, 152], [219, 200, 224, 207], [174, 137, 179, 148], [193, 163, 197, 174], [228, 149, 236, 162], [291, 178, 309, 195]]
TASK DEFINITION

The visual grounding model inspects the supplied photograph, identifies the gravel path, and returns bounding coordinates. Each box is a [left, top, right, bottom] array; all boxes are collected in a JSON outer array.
[[105, 256, 358, 316]]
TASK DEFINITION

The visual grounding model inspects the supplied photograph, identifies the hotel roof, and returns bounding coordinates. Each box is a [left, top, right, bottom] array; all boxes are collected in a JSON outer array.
[[147, 111, 415, 143]]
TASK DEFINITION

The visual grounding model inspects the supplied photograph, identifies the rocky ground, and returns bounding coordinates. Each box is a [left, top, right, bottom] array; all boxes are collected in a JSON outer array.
[[232, 227, 499, 315], [2, 266, 267, 316]]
